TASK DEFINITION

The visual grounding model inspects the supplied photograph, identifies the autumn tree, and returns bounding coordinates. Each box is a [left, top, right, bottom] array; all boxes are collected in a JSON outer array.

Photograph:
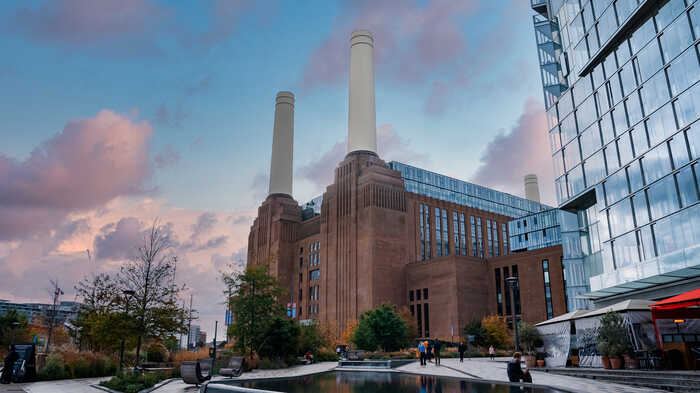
[[340, 319, 358, 348], [74, 273, 126, 352], [481, 315, 511, 349], [118, 221, 188, 367], [397, 306, 418, 344]]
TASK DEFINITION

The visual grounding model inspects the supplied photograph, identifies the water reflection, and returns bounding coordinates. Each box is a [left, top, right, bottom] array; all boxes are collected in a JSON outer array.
[[222, 371, 563, 393]]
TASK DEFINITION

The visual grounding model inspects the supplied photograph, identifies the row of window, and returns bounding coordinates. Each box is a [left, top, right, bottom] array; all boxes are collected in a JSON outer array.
[[309, 285, 319, 301], [494, 265, 521, 316], [409, 288, 429, 302], [543, 260, 554, 320], [408, 290, 431, 338]]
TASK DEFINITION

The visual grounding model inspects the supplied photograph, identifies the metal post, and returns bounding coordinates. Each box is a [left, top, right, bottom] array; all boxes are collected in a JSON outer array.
[[212, 321, 218, 359], [505, 276, 520, 352], [119, 290, 134, 373]]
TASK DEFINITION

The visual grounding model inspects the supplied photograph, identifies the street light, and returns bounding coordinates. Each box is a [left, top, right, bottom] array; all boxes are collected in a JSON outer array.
[[505, 276, 520, 352], [119, 290, 136, 373]]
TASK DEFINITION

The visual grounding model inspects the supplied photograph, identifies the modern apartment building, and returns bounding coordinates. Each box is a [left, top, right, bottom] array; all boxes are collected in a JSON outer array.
[[532, 0, 700, 307]]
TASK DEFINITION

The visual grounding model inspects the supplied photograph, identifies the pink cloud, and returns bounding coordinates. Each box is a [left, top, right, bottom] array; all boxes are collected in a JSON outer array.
[[0, 110, 153, 240], [470, 98, 555, 205], [301, 0, 478, 90]]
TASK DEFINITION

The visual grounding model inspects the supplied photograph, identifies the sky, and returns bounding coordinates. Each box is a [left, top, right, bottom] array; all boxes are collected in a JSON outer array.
[[0, 0, 554, 339]]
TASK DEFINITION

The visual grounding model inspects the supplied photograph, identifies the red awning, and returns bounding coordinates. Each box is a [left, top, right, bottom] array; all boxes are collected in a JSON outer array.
[[651, 288, 700, 310]]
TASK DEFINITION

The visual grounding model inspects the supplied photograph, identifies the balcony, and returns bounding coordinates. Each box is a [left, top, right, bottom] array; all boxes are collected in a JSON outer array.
[[531, 0, 547, 13]]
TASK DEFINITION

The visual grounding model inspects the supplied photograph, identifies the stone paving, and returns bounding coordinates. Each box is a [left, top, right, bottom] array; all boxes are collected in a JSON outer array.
[[0, 377, 109, 393], [395, 357, 665, 393]]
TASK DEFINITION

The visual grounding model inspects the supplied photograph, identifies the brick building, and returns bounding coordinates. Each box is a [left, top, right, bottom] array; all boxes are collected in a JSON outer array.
[[247, 30, 567, 341]]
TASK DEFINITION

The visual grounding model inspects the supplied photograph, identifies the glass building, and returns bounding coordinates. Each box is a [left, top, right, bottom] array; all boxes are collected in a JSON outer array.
[[509, 209, 564, 252], [389, 161, 552, 217], [532, 0, 700, 307]]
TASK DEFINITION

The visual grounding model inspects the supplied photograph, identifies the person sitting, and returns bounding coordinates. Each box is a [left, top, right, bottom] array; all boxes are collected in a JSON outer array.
[[1, 346, 19, 384], [304, 351, 314, 364], [507, 352, 532, 383]]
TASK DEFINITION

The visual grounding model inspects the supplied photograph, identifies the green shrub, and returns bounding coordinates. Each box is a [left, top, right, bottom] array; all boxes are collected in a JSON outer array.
[[146, 342, 169, 363], [258, 358, 287, 369], [37, 353, 66, 380], [314, 349, 339, 362], [100, 371, 169, 393]]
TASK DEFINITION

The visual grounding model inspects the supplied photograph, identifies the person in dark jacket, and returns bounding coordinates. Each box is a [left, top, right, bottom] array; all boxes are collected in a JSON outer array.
[[458, 342, 466, 362], [506, 352, 532, 383], [1, 345, 19, 384], [433, 340, 442, 366]]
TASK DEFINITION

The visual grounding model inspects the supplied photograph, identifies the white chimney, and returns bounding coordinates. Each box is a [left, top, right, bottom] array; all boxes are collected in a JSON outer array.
[[268, 91, 294, 197], [524, 174, 541, 203], [347, 30, 377, 154]]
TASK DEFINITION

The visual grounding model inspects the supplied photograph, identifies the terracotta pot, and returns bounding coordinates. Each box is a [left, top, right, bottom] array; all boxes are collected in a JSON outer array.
[[537, 359, 545, 368], [601, 356, 611, 369], [571, 355, 579, 367], [610, 357, 623, 369], [525, 355, 536, 368]]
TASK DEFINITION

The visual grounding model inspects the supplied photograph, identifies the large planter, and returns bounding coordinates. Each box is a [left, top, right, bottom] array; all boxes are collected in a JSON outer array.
[[536, 359, 545, 368], [610, 357, 623, 369], [601, 356, 611, 369], [570, 355, 579, 367], [524, 355, 536, 368]]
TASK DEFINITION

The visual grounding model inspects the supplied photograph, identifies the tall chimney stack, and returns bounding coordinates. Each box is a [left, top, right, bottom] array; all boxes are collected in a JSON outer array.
[[524, 174, 541, 203], [268, 91, 294, 197], [347, 30, 377, 154]]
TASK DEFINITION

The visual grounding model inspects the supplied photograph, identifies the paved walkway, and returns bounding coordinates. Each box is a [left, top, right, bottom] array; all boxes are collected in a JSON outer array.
[[395, 357, 665, 393], [0, 377, 109, 393]]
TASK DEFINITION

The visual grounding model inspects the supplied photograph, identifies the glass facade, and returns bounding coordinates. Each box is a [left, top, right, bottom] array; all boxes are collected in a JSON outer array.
[[533, 0, 700, 304], [389, 161, 552, 217], [509, 209, 564, 251]]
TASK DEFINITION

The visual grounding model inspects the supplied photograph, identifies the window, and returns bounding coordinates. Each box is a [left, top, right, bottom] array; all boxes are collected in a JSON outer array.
[[417, 289, 421, 301], [502, 224, 509, 255], [471, 216, 477, 257], [409, 290, 414, 302], [423, 288, 428, 300], [493, 221, 499, 257], [442, 209, 449, 255], [310, 269, 320, 281], [417, 303, 422, 337], [503, 266, 511, 315], [453, 212, 460, 255], [495, 268, 503, 315], [542, 260, 554, 320], [420, 204, 425, 261], [423, 303, 430, 338], [648, 175, 679, 220], [477, 218, 484, 258], [460, 213, 467, 256], [512, 265, 521, 315], [435, 207, 442, 257], [425, 206, 431, 259], [487, 219, 493, 257]]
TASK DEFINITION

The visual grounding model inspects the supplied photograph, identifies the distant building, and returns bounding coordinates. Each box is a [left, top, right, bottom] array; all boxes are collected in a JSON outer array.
[[187, 324, 201, 349], [199, 331, 207, 346], [0, 299, 80, 327]]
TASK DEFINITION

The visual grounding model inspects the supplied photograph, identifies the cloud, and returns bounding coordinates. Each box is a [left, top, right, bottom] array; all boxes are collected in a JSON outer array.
[[185, 73, 215, 96], [191, 212, 217, 239], [301, 0, 478, 90], [154, 145, 181, 169], [154, 103, 190, 128], [177, 0, 254, 51], [470, 98, 555, 205], [0, 110, 153, 240], [93, 217, 144, 260], [297, 124, 428, 190]]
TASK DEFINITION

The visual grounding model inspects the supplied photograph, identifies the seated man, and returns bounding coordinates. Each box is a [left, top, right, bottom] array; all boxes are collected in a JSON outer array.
[[507, 352, 532, 383]]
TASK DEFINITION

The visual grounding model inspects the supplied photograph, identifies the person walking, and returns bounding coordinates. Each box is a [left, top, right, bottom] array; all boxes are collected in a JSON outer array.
[[433, 340, 442, 366], [489, 345, 495, 360], [426, 340, 433, 363], [507, 352, 532, 383], [458, 341, 466, 363], [418, 341, 426, 366], [1, 345, 19, 384]]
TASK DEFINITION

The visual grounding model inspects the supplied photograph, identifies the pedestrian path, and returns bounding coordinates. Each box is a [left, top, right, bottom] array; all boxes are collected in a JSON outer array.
[[395, 357, 665, 393], [0, 377, 109, 393]]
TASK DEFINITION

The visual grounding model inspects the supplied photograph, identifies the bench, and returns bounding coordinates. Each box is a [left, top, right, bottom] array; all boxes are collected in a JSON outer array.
[[219, 356, 245, 377], [181, 358, 213, 385]]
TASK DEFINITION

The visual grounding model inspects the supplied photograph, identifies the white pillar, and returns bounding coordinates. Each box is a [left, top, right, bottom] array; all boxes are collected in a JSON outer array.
[[524, 174, 541, 203], [269, 91, 294, 197], [347, 30, 377, 154]]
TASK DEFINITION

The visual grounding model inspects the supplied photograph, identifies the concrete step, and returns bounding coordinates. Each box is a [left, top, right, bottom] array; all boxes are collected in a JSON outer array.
[[537, 369, 700, 392]]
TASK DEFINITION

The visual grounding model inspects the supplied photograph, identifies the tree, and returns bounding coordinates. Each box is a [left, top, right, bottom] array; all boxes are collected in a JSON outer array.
[[258, 316, 300, 361], [352, 304, 409, 352], [340, 319, 358, 347], [118, 221, 188, 367], [482, 315, 510, 349], [299, 322, 329, 355], [74, 273, 126, 352], [223, 265, 285, 355], [517, 322, 542, 355], [397, 306, 418, 344], [463, 319, 487, 347], [0, 310, 31, 349]]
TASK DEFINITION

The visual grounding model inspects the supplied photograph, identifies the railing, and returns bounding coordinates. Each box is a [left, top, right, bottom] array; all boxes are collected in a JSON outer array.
[[531, 0, 547, 9]]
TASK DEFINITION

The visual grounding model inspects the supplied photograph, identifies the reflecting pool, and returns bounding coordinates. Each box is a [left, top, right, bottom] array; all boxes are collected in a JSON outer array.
[[210, 371, 566, 393]]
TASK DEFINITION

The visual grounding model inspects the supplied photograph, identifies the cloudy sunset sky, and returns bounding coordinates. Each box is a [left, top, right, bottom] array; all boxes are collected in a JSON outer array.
[[0, 0, 552, 336]]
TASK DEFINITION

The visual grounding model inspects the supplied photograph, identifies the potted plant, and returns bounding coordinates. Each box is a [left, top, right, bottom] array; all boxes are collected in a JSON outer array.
[[536, 351, 547, 368], [596, 312, 628, 370], [609, 343, 624, 369], [517, 322, 541, 368], [623, 347, 639, 369], [596, 341, 611, 369], [570, 348, 580, 367]]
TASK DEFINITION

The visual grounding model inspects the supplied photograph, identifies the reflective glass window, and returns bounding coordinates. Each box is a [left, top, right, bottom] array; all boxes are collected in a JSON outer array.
[[550, 127, 562, 152], [631, 16, 657, 54], [640, 70, 671, 115], [556, 175, 568, 203], [616, 39, 632, 67], [601, 112, 616, 143], [676, 166, 698, 207], [593, 63, 606, 88], [620, 60, 637, 97], [564, 140, 582, 169], [585, 150, 606, 185], [687, 124, 700, 159], [605, 143, 620, 173], [615, 0, 636, 24], [639, 225, 656, 260], [646, 103, 677, 146], [628, 159, 645, 191], [633, 192, 650, 226], [554, 150, 565, 176], [643, 143, 673, 184], [568, 165, 586, 196], [574, 76, 593, 106], [631, 126, 649, 157], [667, 45, 700, 97], [618, 132, 634, 165], [609, 72, 623, 105], [691, 5, 700, 40], [597, 6, 618, 46], [674, 78, 700, 128], [580, 124, 602, 158], [569, 13, 585, 46], [613, 230, 640, 267], [605, 169, 629, 205], [561, 113, 578, 144], [636, 39, 663, 82], [577, 94, 598, 131], [573, 38, 590, 72], [587, 31, 601, 56], [626, 90, 644, 126], [660, 13, 694, 63], [648, 175, 679, 220], [656, 0, 687, 31], [610, 198, 635, 237], [559, 89, 573, 119], [597, 89, 610, 115], [670, 133, 690, 169]]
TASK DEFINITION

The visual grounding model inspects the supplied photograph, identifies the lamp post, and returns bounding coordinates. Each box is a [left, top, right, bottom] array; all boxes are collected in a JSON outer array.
[[505, 276, 520, 352], [11, 321, 20, 345], [119, 290, 135, 373]]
